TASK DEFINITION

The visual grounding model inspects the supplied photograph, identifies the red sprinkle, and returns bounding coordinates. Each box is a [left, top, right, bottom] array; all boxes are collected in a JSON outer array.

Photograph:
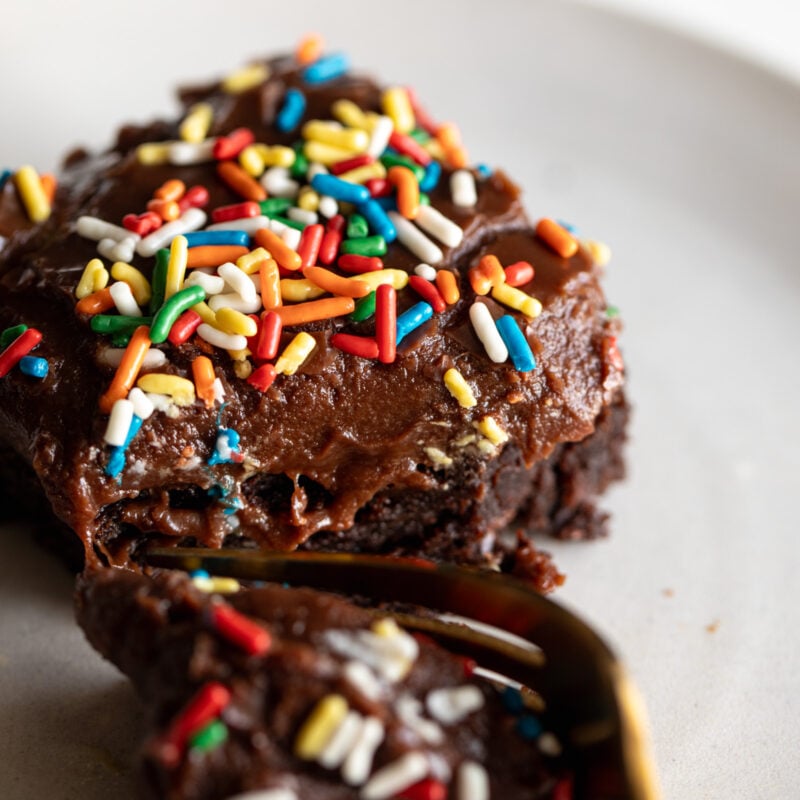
[[405, 86, 439, 136], [248, 363, 277, 392], [178, 185, 210, 212], [167, 309, 202, 346], [461, 656, 477, 678], [375, 284, 396, 364], [331, 332, 379, 359], [504, 261, 535, 287], [0, 328, 42, 378], [122, 212, 161, 236], [319, 214, 345, 265], [210, 603, 272, 656], [552, 777, 574, 800], [297, 223, 325, 269], [337, 254, 383, 274], [255, 311, 282, 360], [397, 779, 447, 800], [329, 154, 374, 175], [388, 131, 432, 166], [365, 178, 392, 198], [211, 201, 260, 223], [603, 335, 624, 372], [213, 128, 255, 160], [408, 276, 446, 313]]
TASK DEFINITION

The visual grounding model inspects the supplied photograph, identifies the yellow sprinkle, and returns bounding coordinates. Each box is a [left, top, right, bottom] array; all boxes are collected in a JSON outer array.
[[136, 142, 172, 165], [222, 62, 270, 94], [424, 447, 453, 468], [422, 139, 446, 161], [232, 357, 253, 379], [14, 166, 51, 223], [351, 269, 409, 292], [336, 162, 387, 185], [381, 87, 415, 134], [239, 145, 265, 177], [443, 368, 477, 409], [372, 618, 403, 638], [165, 235, 188, 299], [584, 239, 612, 267], [76, 258, 109, 299], [236, 247, 270, 275], [179, 103, 213, 143], [255, 144, 296, 168], [331, 99, 371, 130], [216, 307, 258, 337], [477, 416, 509, 446], [294, 694, 349, 760], [491, 282, 542, 319], [304, 140, 360, 166], [297, 187, 320, 212], [302, 121, 369, 153], [275, 332, 316, 375], [136, 373, 196, 406], [228, 348, 252, 362], [192, 301, 218, 327], [280, 278, 327, 303], [192, 575, 241, 594], [111, 262, 152, 306]]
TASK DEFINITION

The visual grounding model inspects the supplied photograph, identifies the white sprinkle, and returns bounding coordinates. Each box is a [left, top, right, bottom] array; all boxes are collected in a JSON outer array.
[[184, 271, 226, 295], [325, 629, 417, 684], [342, 716, 384, 786], [278, 224, 302, 252], [145, 392, 174, 413], [98, 348, 166, 372], [197, 323, 247, 351], [104, 399, 134, 446], [395, 694, 444, 745], [287, 206, 318, 226], [415, 204, 464, 247], [97, 236, 136, 263], [414, 263, 437, 281], [168, 138, 216, 165], [319, 711, 364, 769], [224, 790, 299, 800], [212, 378, 226, 403], [76, 216, 140, 243], [367, 115, 394, 158], [317, 195, 339, 219], [136, 208, 207, 257], [538, 731, 562, 757], [127, 387, 155, 420], [360, 751, 429, 800], [469, 302, 508, 363], [205, 215, 269, 234], [218, 262, 258, 304], [426, 685, 484, 725], [450, 169, 477, 207], [387, 211, 443, 265], [306, 162, 328, 181], [208, 292, 262, 314], [342, 660, 383, 702], [108, 281, 142, 317], [456, 760, 489, 800], [261, 166, 300, 198]]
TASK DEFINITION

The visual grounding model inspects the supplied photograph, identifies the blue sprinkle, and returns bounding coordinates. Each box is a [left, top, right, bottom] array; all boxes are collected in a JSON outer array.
[[208, 428, 241, 466], [276, 88, 306, 133], [18, 355, 48, 379], [502, 686, 525, 714], [303, 52, 349, 84], [373, 196, 398, 212], [495, 315, 536, 372], [358, 199, 396, 243], [419, 161, 441, 193], [476, 163, 493, 179], [105, 414, 143, 478], [0, 169, 11, 191], [396, 301, 433, 345], [190, 569, 210, 579], [311, 173, 370, 205], [183, 230, 249, 247], [515, 714, 543, 741], [219, 495, 243, 515], [556, 219, 578, 234]]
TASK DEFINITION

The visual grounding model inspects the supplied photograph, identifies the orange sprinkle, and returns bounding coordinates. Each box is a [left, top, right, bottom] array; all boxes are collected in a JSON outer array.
[[479, 254, 505, 285], [147, 198, 181, 222], [296, 33, 324, 65], [387, 165, 420, 220], [260, 258, 282, 309], [435, 270, 460, 305], [39, 173, 57, 204], [275, 296, 355, 326], [302, 266, 370, 298], [192, 355, 217, 408], [186, 245, 250, 268], [437, 123, 468, 169], [154, 179, 186, 202], [75, 287, 115, 315], [253, 227, 302, 272], [217, 161, 267, 202], [536, 218, 578, 259], [99, 326, 152, 414]]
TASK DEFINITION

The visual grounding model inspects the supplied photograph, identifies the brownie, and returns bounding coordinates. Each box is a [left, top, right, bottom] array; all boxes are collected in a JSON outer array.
[[0, 49, 626, 584], [76, 567, 572, 799]]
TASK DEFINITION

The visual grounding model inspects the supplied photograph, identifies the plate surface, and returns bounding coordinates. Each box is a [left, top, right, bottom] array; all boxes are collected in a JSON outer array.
[[1, 1, 798, 797]]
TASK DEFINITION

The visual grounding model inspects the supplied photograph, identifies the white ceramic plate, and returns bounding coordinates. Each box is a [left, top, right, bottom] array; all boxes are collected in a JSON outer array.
[[1, 2, 798, 797]]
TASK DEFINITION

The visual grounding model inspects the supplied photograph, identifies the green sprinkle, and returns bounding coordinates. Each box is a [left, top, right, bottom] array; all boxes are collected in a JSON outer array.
[[148, 249, 169, 314], [340, 235, 387, 257], [259, 197, 293, 216], [0, 324, 28, 349], [409, 127, 431, 144], [189, 719, 228, 753], [110, 333, 131, 348], [149, 285, 206, 344], [380, 153, 424, 182], [347, 213, 369, 239], [270, 214, 305, 231], [90, 315, 153, 335], [605, 305, 620, 319], [290, 150, 309, 180], [349, 291, 376, 322], [419, 193, 430, 206]]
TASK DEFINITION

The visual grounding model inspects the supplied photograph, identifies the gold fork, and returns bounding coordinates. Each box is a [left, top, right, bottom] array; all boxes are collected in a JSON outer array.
[[144, 546, 661, 800]]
